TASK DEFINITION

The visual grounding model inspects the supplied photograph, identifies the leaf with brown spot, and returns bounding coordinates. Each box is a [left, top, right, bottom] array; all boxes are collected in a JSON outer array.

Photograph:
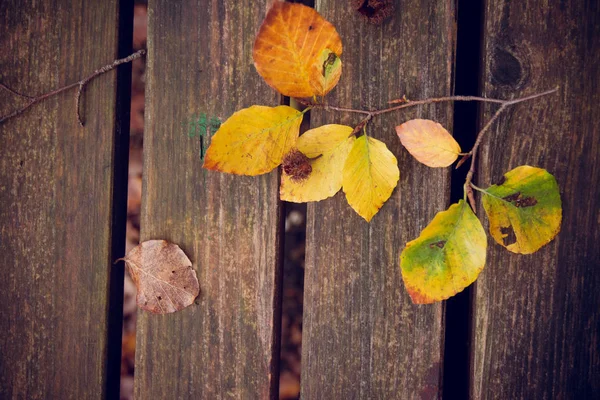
[[400, 200, 487, 304], [252, 1, 343, 97], [479, 165, 562, 254], [119, 240, 199, 314]]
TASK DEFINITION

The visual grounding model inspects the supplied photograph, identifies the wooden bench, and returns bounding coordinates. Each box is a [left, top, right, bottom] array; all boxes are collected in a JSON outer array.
[[1, 0, 598, 398]]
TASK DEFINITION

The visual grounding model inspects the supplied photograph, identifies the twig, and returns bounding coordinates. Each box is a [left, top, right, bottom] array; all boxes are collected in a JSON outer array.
[[298, 94, 506, 117], [0, 83, 34, 99], [351, 114, 373, 136], [296, 86, 559, 211], [462, 105, 507, 212], [371, 95, 504, 115], [0, 48, 146, 126], [296, 87, 558, 132], [461, 87, 559, 211], [295, 98, 371, 115]]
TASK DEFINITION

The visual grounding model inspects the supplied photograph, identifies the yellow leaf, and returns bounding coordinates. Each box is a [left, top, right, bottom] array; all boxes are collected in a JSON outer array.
[[400, 200, 487, 304], [281, 125, 354, 202], [479, 165, 562, 254], [395, 119, 461, 167], [253, 1, 343, 98], [203, 105, 302, 176], [342, 135, 400, 222]]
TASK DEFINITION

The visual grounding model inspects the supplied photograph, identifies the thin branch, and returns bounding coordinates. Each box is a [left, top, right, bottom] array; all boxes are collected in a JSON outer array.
[[351, 114, 373, 136], [0, 48, 146, 126], [303, 88, 558, 117], [298, 94, 506, 116], [294, 98, 371, 115], [461, 86, 559, 211], [462, 105, 507, 212], [297, 86, 558, 139], [371, 95, 505, 115], [296, 86, 559, 211], [0, 83, 34, 99]]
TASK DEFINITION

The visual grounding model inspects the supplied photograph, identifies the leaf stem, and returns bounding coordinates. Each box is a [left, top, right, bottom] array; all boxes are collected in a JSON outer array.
[[0, 49, 146, 126], [469, 183, 487, 194], [462, 86, 558, 211], [296, 87, 559, 212]]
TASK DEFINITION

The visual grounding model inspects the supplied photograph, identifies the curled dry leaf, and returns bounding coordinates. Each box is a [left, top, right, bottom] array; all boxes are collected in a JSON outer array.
[[119, 240, 199, 314], [253, 1, 343, 97], [480, 165, 562, 254], [396, 119, 461, 167]]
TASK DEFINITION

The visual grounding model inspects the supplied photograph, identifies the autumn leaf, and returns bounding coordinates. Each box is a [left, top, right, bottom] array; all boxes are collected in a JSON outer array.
[[253, 1, 343, 97], [203, 105, 303, 176], [396, 119, 461, 167], [478, 165, 562, 254], [342, 135, 399, 222], [400, 200, 487, 304], [281, 124, 355, 202], [119, 240, 199, 314]]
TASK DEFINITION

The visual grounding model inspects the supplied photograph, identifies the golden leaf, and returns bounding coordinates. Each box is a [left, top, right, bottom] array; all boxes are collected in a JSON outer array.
[[203, 105, 303, 176], [342, 135, 399, 222]]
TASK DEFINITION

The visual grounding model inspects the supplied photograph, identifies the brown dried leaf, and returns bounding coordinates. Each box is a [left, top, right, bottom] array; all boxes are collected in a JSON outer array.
[[119, 240, 199, 314]]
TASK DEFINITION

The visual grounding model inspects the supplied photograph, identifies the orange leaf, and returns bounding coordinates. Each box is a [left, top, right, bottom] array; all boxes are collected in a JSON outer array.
[[253, 1, 343, 97], [396, 119, 461, 167]]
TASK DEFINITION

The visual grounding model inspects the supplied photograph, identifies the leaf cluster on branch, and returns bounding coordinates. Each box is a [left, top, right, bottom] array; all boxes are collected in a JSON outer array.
[[203, 2, 562, 304]]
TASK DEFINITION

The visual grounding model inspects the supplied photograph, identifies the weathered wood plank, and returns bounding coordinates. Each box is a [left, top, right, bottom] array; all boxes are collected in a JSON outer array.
[[135, 1, 283, 398], [0, 1, 130, 399], [301, 1, 456, 398], [471, 0, 600, 398]]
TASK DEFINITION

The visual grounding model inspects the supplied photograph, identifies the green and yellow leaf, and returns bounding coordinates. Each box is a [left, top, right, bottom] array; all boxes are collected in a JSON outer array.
[[395, 119, 461, 167], [281, 125, 354, 202], [479, 165, 562, 254], [203, 105, 302, 176], [400, 200, 487, 304], [342, 135, 399, 222], [252, 1, 343, 98]]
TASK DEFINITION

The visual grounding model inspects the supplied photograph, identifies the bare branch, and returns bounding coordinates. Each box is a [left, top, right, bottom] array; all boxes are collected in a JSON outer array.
[[295, 87, 559, 147], [295, 87, 559, 211], [0, 49, 146, 126], [0, 83, 34, 99]]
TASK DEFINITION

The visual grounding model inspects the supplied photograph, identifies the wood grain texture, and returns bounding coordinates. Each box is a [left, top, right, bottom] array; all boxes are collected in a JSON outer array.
[[301, 1, 456, 398], [471, 0, 600, 398], [0, 0, 129, 399], [135, 1, 283, 398]]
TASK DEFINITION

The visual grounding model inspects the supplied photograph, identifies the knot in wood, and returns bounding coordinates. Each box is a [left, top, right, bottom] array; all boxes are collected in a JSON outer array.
[[353, 0, 394, 25]]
